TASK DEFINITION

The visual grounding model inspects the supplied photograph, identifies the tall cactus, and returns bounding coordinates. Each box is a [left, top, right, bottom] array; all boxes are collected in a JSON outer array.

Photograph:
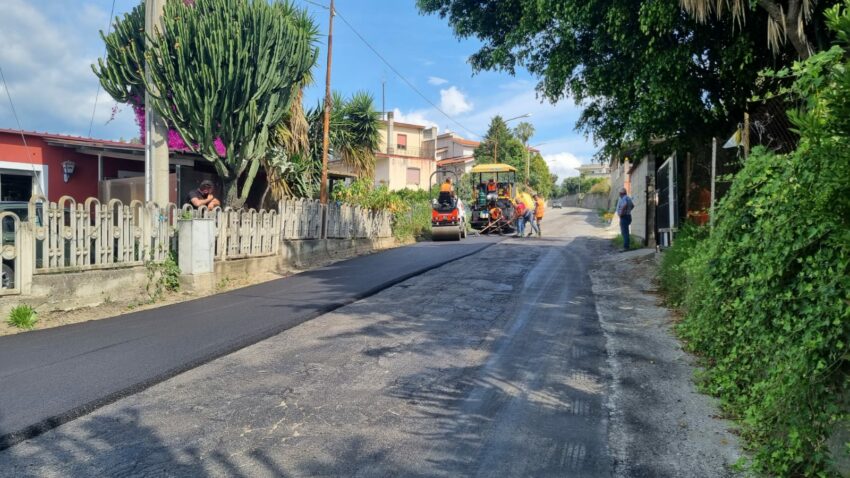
[[93, 0, 318, 207]]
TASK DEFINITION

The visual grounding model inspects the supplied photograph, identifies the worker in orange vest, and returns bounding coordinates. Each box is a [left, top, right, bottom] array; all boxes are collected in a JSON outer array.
[[530, 193, 545, 237]]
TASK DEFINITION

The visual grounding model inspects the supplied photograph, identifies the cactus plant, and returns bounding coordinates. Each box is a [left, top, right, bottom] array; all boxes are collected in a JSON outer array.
[[94, 0, 318, 207]]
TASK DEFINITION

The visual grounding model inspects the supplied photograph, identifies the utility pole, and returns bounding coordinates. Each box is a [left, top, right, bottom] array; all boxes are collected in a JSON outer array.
[[319, 0, 335, 206], [144, 0, 170, 206], [382, 79, 386, 120]]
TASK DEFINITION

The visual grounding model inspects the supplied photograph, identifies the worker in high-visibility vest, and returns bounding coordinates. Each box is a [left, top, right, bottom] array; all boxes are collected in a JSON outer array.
[[440, 178, 454, 194], [530, 193, 545, 237]]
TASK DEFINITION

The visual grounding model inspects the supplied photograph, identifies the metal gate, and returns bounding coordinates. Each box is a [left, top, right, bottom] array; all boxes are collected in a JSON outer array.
[[656, 153, 677, 247]]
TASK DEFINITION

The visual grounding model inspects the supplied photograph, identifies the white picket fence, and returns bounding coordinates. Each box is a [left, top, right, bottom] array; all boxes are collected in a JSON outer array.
[[0, 195, 395, 295], [29, 195, 177, 273]]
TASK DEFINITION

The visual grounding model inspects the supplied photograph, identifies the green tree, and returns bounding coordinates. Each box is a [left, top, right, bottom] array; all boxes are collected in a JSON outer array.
[[513, 121, 535, 145], [94, 0, 319, 207], [307, 91, 381, 179], [418, 0, 804, 157], [474, 116, 553, 195]]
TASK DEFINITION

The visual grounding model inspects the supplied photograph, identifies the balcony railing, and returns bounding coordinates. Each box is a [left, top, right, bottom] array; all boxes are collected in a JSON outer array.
[[383, 142, 435, 159]]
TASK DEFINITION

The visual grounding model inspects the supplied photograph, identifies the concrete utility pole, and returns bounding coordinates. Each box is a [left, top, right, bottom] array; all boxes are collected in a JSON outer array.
[[319, 0, 335, 206], [145, 0, 170, 206]]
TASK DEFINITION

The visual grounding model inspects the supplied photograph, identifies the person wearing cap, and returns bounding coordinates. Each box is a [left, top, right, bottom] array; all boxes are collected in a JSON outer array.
[[616, 187, 635, 251], [187, 180, 221, 209]]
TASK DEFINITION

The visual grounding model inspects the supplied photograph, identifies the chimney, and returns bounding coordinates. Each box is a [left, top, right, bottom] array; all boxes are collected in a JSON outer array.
[[386, 111, 395, 155]]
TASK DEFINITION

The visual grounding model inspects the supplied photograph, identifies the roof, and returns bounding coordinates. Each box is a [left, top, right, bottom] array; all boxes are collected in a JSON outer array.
[[437, 155, 474, 166], [380, 120, 427, 130], [0, 128, 143, 149], [471, 163, 517, 173], [0, 128, 198, 164]]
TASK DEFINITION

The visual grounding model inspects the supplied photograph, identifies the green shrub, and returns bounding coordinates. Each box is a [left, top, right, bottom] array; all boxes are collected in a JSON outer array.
[[657, 225, 707, 308], [7, 305, 38, 330]]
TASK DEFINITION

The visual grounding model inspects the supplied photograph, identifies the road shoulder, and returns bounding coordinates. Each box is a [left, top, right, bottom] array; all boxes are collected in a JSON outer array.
[[590, 249, 744, 477]]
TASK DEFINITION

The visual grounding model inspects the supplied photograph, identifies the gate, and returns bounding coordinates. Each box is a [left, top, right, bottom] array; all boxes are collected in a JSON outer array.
[[656, 153, 678, 247]]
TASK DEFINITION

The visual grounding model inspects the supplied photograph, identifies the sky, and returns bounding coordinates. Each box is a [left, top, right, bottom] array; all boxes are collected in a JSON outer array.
[[0, 0, 598, 178]]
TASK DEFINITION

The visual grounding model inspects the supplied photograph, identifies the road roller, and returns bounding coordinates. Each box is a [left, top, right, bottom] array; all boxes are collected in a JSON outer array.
[[430, 171, 466, 241]]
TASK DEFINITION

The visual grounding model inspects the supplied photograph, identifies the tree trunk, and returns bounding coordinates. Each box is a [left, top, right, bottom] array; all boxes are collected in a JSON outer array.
[[223, 179, 241, 209]]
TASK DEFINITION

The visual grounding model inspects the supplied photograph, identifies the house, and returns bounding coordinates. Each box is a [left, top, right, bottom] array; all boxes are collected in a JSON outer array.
[[577, 162, 611, 178], [0, 129, 217, 205], [373, 112, 437, 191], [435, 132, 479, 180]]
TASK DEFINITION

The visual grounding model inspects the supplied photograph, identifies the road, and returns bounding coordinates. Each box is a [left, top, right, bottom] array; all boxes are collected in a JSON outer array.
[[0, 234, 500, 448], [0, 208, 742, 477]]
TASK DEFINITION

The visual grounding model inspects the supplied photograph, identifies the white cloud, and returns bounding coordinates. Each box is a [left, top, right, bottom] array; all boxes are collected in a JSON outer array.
[[439, 86, 473, 116], [543, 151, 585, 179], [0, 0, 137, 139], [428, 76, 449, 86], [392, 108, 439, 129]]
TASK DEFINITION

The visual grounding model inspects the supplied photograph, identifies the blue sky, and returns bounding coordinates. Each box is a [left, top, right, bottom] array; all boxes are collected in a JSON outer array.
[[0, 0, 596, 178]]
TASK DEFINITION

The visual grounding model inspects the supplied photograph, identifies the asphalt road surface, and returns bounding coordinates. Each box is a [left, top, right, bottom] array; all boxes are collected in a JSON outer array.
[[0, 208, 742, 477], [0, 234, 500, 448]]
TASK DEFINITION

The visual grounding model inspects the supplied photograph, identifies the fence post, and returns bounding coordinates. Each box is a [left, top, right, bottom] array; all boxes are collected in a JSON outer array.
[[18, 222, 34, 295]]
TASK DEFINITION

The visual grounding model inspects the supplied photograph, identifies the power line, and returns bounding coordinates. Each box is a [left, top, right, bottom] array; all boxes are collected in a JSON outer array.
[[0, 62, 44, 196], [298, 0, 481, 138], [88, 0, 118, 138]]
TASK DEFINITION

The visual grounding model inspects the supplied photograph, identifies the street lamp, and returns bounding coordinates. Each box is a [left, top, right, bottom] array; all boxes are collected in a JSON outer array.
[[493, 113, 532, 163]]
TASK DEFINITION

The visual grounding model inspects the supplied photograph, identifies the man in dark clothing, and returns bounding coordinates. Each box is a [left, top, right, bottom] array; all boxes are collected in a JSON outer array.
[[186, 180, 221, 209]]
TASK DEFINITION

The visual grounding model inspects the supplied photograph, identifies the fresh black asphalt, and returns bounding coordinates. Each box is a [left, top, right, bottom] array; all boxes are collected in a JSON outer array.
[[0, 237, 499, 449]]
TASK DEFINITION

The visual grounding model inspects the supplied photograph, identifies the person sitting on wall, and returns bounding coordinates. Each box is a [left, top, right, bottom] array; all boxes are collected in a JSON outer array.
[[187, 180, 221, 209]]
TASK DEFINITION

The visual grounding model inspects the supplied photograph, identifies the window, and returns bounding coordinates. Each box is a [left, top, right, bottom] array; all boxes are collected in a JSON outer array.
[[396, 134, 407, 151], [406, 167, 420, 186], [0, 172, 33, 202]]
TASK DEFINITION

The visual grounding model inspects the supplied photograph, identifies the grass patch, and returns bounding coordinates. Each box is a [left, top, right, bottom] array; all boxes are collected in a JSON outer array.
[[611, 234, 642, 250], [7, 305, 38, 330]]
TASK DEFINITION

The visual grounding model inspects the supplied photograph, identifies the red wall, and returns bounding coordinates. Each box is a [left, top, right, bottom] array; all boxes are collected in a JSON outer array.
[[0, 132, 143, 202]]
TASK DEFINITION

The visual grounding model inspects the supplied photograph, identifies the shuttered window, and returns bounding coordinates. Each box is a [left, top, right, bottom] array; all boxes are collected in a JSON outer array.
[[406, 167, 420, 185]]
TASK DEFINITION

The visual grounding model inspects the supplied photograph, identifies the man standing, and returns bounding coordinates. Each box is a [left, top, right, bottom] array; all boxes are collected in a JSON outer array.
[[616, 187, 634, 251], [187, 179, 221, 209], [530, 194, 545, 237]]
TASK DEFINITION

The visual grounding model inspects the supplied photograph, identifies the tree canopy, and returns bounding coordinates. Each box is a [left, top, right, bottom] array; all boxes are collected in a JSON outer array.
[[418, 0, 835, 157], [474, 116, 554, 197]]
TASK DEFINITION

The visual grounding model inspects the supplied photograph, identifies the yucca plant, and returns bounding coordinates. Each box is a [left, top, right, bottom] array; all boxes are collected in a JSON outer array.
[[7, 305, 37, 330]]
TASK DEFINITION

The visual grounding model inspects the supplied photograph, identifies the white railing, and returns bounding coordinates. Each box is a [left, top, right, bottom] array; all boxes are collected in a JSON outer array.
[[182, 205, 281, 260], [2, 195, 394, 288], [1, 212, 21, 295], [29, 196, 177, 273], [326, 202, 393, 239], [280, 198, 323, 240]]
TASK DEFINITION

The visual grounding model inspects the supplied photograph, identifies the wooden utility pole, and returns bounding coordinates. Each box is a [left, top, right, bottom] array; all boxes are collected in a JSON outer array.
[[319, 0, 335, 206], [710, 137, 717, 230], [144, 0, 170, 206]]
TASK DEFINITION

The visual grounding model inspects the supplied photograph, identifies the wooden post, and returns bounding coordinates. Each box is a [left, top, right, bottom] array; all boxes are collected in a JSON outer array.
[[319, 0, 335, 207], [710, 137, 717, 231]]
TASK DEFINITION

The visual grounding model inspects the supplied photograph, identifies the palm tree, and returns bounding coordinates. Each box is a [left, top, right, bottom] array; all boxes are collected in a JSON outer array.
[[680, 0, 821, 58], [514, 121, 535, 145], [307, 91, 381, 179]]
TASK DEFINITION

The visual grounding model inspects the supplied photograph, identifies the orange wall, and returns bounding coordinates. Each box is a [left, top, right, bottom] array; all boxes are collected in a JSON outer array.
[[0, 132, 142, 202]]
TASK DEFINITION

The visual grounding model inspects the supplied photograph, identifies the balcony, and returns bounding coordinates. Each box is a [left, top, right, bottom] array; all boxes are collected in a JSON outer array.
[[382, 141, 436, 159]]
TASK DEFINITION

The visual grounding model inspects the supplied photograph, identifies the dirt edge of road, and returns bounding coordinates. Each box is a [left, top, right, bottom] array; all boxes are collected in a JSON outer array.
[[0, 238, 413, 337], [591, 248, 745, 477]]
